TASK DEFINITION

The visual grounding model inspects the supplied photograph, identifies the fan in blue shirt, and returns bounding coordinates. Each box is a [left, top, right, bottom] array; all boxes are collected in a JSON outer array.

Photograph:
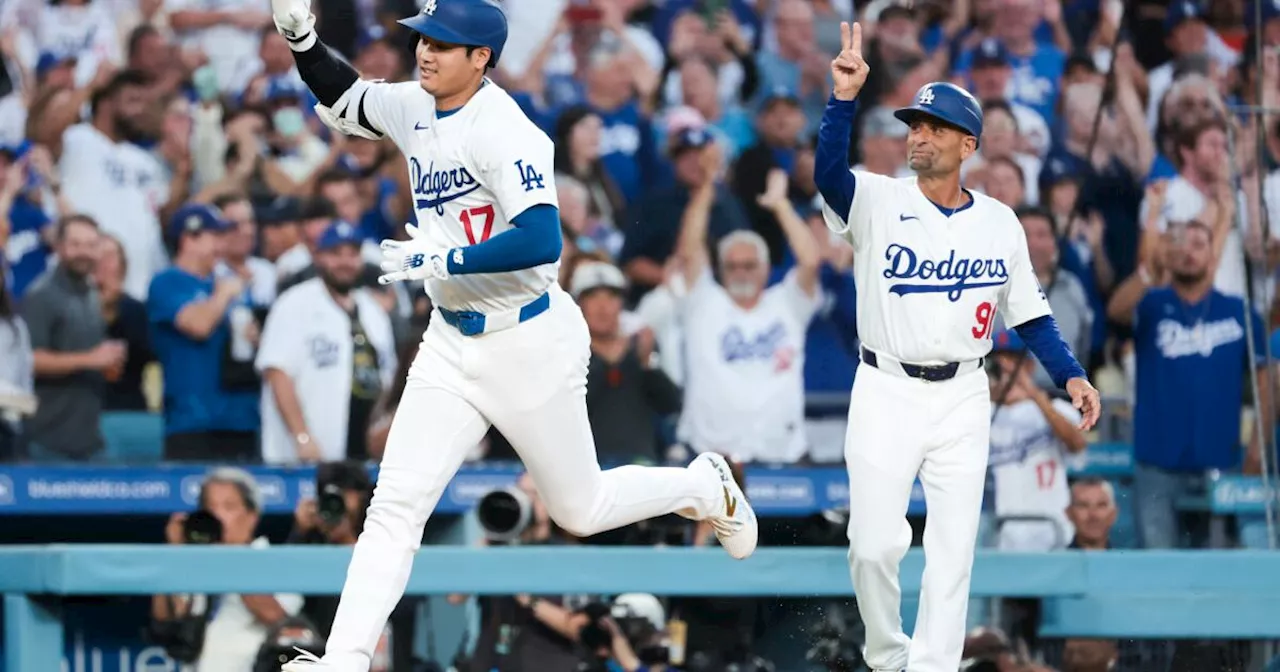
[[1108, 219, 1270, 547], [147, 204, 260, 461]]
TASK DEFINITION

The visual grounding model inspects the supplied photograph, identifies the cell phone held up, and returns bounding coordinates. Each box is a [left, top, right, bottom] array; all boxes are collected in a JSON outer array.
[[183, 509, 224, 544]]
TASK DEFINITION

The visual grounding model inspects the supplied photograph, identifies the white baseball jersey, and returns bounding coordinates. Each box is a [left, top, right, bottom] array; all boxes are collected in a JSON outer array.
[[988, 397, 1082, 551], [343, 79, 558, 314], [59, 123, 169, 300], [677, 268, 821, 463], [822, 172, 1051, 364], [255, 278, 397, 464]]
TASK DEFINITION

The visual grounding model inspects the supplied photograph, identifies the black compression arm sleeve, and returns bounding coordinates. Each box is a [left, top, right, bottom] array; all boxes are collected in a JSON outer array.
[[291, 41, 359, 107]]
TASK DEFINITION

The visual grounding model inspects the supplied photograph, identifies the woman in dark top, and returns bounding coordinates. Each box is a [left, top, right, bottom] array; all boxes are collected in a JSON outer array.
[[96, 235, 154, 411], [553, 105, 627, 246]]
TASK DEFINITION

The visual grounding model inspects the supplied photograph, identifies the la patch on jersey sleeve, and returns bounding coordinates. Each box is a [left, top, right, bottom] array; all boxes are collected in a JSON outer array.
[[469, 98, 559, 221]]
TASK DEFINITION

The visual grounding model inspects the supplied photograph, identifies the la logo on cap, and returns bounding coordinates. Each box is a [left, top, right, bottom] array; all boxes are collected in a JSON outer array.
[[186, 214, 202, 231], [423, 0, 437, 15], [918, 87, 935, 105]]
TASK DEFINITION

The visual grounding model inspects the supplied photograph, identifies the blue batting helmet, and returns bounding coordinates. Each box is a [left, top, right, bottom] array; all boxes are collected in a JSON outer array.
[[894, 82, 984, 147], [397, 0, 508, 66]]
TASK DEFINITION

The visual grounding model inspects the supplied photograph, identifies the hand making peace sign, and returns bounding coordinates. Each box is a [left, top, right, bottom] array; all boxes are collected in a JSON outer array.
[[831, 22, 870, 102]]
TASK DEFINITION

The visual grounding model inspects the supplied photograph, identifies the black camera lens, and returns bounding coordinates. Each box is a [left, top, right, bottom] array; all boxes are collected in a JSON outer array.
[[183, 510, 223, 545], [316, 484, 348, 525], [476, 488, 532, 542]]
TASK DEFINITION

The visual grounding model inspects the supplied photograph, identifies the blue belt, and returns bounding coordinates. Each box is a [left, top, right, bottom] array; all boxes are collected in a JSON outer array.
[[437, 291, 551, 337]]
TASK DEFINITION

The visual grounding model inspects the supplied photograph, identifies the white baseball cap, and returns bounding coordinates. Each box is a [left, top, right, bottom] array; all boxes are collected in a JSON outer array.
[[611, 593, 665, 630], [570, 261, 627, 299]]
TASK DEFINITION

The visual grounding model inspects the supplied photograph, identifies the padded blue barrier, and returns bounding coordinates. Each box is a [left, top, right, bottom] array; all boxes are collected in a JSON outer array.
[[3, 545, 1280, 670]]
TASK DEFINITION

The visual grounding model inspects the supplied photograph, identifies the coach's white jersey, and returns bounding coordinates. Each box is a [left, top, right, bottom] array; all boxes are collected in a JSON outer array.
[[677, 268, 821, 463], [988, 398, 1081, 551], [822, 171, 1050, 364], [353, 79, 559, 314], [59, 123, 168, 300], [255, 278, 397, 464]]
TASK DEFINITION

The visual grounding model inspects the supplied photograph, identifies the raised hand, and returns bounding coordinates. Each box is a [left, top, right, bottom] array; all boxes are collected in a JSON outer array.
[[271, 0, 316, 49], [831, 22, 870, 102]]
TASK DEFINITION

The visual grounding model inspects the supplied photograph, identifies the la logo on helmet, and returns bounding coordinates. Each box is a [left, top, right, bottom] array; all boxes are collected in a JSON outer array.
[[918, 87, 935, 106], [423, 0, 437, 15]]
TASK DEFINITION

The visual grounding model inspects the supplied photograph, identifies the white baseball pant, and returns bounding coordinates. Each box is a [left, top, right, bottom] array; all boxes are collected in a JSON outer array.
[[844, 359, 990, 672], [320, 286, 723, 671]]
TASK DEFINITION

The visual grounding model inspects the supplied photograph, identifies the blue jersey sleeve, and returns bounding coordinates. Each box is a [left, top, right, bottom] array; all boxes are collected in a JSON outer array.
[[814, 96, 858, 226], [1013, 314, 1088, 389], [146, 273, 195, 325], [446, 204, 562, 275]]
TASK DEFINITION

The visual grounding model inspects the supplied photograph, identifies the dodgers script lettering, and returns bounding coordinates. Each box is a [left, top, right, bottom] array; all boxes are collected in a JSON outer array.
[[882, 244, 1008, 301], [410, 158, 482, 214]]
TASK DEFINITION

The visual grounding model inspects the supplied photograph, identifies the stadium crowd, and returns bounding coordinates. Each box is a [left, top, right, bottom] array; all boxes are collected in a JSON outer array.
[[2, 0, 1280, 669]]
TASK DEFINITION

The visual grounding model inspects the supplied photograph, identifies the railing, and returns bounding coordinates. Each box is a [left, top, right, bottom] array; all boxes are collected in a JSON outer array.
[[3, 546, 1280, 670]]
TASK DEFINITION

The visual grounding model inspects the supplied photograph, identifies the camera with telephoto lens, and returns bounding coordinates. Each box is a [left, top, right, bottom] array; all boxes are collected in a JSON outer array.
[[183, 509, 223, 544], [476, 486, 533, 544], [576, 600, 673, 672], [314, 461, 373, 529]]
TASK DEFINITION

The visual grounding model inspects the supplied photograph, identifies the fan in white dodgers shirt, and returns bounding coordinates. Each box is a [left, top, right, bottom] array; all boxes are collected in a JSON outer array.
[[984, 329, 1087, 553], [672, 160, 822, 464], [56, 70, 171, 300]]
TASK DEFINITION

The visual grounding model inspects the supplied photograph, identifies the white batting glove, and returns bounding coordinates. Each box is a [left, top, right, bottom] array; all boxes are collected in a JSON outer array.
[[378, 223, 451, 285], [271, 0, 317, 51]]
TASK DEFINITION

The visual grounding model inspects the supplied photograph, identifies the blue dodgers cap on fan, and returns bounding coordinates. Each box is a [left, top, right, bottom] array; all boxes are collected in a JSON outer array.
[[316, 221, 363, 252], [1039, 156, 1084, 193], [992, 329, 1027, 354], [36, 51, 76, 77], [169, 203, 231, 240], [972, 38, 1010, 69], [1165, 0, 1205, 30], [670, 126, 714, 155]]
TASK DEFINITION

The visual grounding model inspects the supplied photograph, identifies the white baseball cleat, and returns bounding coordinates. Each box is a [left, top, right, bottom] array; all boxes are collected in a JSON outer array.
[[281, 649, 332, 671], [691, 452, 758, 559]]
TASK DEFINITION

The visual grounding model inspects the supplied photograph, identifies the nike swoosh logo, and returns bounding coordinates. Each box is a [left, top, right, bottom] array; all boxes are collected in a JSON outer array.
[[415, 122, 429, 130], [899, 214, 919, 222], [723, 486, 737, 517]]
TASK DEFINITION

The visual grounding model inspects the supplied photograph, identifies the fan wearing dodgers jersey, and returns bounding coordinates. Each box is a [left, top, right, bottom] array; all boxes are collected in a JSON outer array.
[[672, 165, 822, 464], [815, 23, 1101, 672], [985, 329, 1087, 553], [269, 0, 758, 670]]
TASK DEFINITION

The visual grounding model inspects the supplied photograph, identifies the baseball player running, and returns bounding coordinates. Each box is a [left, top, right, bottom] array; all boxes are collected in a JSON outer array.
[[269, 1, 756, 669], [814, 23, 1100, 672]]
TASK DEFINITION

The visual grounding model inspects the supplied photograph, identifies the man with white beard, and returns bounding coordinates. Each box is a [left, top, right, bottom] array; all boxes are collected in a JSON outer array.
[[671, 167, 821, 464]]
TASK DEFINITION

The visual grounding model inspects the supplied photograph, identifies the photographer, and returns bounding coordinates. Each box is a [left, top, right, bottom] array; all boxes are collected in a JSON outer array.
[[575, 594, 678, 672], [287, 461, 416, 672], [149, 467, 304, 671], [461, 473, 592, 672]]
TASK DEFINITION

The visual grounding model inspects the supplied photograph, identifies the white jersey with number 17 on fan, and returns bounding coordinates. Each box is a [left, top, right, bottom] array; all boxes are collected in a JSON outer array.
[[821, 171, 1050, 363], [353, 78, 559, 315]]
